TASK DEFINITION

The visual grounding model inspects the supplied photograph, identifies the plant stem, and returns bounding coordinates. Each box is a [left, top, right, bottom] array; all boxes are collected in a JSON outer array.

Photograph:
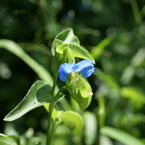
[[46, 102, 56, 145], [46, 73, 58, 145], [52, 73, 58, 96]]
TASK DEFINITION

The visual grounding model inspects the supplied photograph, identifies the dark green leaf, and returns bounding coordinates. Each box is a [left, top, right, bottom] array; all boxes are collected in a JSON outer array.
[[4, 80, 64, 121]]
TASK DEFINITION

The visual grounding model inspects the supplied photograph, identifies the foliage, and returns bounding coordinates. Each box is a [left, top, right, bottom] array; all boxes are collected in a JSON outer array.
[[0, 0, 145, 145]]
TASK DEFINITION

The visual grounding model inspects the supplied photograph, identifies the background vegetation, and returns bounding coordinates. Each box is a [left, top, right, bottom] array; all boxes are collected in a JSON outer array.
[[0, 0, 145, 145]]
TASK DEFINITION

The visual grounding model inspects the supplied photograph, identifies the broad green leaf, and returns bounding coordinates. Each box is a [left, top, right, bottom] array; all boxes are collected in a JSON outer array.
[[66, 75, 92, 111], [0, 39, 53, 86], [95, 69, 119, 90], [121, 87, 145, 108], [83, 112, 97, 145], [90, 35, 113, 61], [0, 135, 20, 145], [56, 43, 95, 63], [101, 126, 145, 145], [4, 80, 64, 121], [60, 111, 83, 135], [52, 28, 80, 56]]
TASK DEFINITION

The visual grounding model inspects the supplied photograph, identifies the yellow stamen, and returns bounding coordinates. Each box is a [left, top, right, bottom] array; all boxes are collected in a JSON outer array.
[[71, 72, 79, 93]]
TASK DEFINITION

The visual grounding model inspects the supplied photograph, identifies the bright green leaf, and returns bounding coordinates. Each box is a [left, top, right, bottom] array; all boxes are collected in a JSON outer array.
[[56, 43, 95, 63], [60, 111, 83, 135], [66, 75, 92, 111], [51, 28, 80, 56], [4, 80, 64, 121], [101, 126, 145, 145]]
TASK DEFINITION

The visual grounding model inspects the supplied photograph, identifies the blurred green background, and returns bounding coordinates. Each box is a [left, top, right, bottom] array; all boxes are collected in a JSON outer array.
[[0, 0, 145, 145]]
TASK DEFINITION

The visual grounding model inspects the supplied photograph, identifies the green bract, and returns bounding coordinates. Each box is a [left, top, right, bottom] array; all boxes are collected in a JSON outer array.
[[51, 28, 80, 56], [56, 43, 95, 63], [66, 74, 93, 111], [51, 28, 95, 64]]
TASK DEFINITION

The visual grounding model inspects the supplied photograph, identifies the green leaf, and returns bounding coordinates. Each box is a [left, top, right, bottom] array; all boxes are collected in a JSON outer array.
[[90, 35, 113, 61], [121, 87, 145, 109], [4, 80, 64, 121], [56, 43, 95, 63], [83, 111, 97, 145], [95, 69, 119, 90], [66, 75, 92, 111], [60, 111, 83, 135], [0, 135, 20, 145], [0, 39, 53, 86], [52, 28, 80, 56], [100, 126, 145, 145]]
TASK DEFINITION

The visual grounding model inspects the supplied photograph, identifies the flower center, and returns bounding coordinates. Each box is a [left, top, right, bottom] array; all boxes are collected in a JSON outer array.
[[71, 72, 79, 93], [71, 72, 79, 80]]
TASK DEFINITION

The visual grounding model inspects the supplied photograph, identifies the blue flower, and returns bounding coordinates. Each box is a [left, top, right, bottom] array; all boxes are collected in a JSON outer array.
[[58, 60, 95, 82]]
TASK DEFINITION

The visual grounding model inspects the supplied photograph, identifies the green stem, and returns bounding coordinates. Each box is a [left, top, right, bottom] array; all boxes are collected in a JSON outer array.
[[52, 73, 58, 96], [56, 86, 67, 96], [46, 102, 55, 145], [49, 120, 59, 144], [46, 73, 58, 145]]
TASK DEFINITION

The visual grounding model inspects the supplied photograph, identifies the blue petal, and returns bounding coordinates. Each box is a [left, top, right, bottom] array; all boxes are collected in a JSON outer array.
[[75, 60, 95, 77], [58, 63, 75, 81]]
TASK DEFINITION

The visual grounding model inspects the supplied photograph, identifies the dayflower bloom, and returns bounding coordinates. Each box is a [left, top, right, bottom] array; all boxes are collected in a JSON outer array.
[[58, 60, 95, 82], [58, 60, 95, 93]]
